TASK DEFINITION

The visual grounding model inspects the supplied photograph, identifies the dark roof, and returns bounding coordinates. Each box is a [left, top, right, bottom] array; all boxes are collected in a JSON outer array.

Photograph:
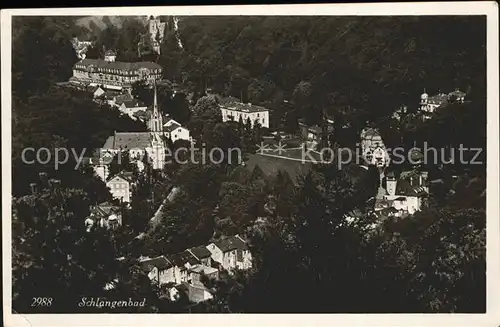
[[361, 128, 381, 138], [119, 171, 134, 182], [163, 122, 182, 133], [120, 99, 145, 108], [169, 251, 199, 267], [107, 171, 134, 183], [133, 110, 149, 120], [91, 202, 120, 218], [140, 256, 172, 272], [74, 59, 162, 72], [214, 235, 248, 252], [188, 246, 212, 260], [114, 93, 134, 104], [102, 132, 151, 150], [103, 90, 122, 100], [219, 96, 269, 113]]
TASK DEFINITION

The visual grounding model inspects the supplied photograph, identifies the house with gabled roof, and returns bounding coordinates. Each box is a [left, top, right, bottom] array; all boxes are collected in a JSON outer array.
[[139, 256, 175, 286], [206, 235, 252, 272], [188, 265, 219, 287], [117, 99, 148, 120], [163, 118, 191, 143], [106, 171, 134, 203], [168, 251, 200, 284], [187, 246, 213, 267]]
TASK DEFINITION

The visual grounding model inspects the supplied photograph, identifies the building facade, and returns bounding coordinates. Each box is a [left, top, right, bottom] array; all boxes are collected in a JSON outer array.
[[149, 16, 166, 54], [419, 89, 467, 119], [140, 256, 175, 286], [219, 97, 270, 128], [360, 128, 390, 168], [163, 119, 191, 143], [206, 235, 253, 272], [106, 173, 133, 203], [70, 53, 163, 92], [380, 170, 429, 215]]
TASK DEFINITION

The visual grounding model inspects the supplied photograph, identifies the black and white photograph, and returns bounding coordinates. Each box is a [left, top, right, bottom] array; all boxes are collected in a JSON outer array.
[[2, 3, 499, 326]]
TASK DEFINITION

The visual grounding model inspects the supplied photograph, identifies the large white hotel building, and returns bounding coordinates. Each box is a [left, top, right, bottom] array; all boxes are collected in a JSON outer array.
[[69, 50, 162, 92]]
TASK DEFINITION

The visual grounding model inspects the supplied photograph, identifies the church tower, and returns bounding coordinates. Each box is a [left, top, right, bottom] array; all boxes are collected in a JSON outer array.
[[149, 82, 163, 133], [148, 82, 166, 170]]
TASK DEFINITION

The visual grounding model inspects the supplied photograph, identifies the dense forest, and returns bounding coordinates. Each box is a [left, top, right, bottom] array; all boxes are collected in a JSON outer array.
[[11, 15, 486, 313]]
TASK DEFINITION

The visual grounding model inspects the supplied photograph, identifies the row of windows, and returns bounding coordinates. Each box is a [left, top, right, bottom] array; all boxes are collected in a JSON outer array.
[[221, 110, 268, 117], [75, 66, 161, 75], [109, 183, 128, 189], [76, 71, 160, 79], [226, 115, 267, 125]]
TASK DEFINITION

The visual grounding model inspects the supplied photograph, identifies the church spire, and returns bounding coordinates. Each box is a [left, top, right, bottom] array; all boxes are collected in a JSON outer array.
[[149, 81, 162, 133], [153, 81, 158, 116]]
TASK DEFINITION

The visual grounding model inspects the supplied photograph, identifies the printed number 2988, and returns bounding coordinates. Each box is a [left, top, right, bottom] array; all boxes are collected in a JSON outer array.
[[31, 297, 53, 307]]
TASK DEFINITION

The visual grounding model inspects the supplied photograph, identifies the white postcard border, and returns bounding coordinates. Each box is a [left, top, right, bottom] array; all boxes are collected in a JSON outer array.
[[2, 2, 499, 327]]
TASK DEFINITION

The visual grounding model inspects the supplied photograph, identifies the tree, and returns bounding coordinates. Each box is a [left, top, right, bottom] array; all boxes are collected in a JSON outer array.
[[12, 175, 116, 312], [13, 17, 78, 101], [132, 80, 153, 104]]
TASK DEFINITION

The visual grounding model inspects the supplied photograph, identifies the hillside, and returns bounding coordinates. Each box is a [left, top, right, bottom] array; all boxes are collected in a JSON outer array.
[[75, 15, 149, 36]]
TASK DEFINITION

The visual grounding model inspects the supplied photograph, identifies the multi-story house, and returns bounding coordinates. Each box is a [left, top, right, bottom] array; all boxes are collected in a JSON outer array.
[[140, 256, 175, 286], [360, 128, 390, 168], [188, 265, 219, 287], [380, 170, 429, 215], [187, 246, 213, 267], [163, 119, 191, 143], [219, 97, 270, 128], [70, 50, 162, 93], [106, 172, 134, 203], [168, 251, 200, 285], [117, 99, 148, 120], [419, 89, 467, 119], [206, 235, 253, 272]]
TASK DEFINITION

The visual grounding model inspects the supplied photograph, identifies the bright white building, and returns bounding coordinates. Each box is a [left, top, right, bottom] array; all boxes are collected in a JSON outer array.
[[360, 128, 390, 168], [106, 172, 133, 203], [70, 52, 162, 92], [163, 118, 191, 143], [379, 170, 429, 215], [419, 88, 466, 118], [219, 97, 270, 128]]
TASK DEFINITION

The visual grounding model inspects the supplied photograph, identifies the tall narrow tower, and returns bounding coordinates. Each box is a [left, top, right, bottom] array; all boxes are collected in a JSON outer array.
[[148, 82, 166, 170], [149, 82, 163, 133]]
